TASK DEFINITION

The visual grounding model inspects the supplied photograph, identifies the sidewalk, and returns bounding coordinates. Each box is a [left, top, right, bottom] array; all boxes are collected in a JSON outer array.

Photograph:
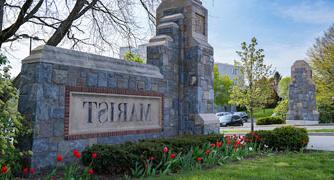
[[307, 136, 334, 151]]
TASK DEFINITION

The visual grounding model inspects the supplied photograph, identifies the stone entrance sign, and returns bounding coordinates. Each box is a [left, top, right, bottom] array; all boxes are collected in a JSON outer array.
[[17, 0, 218, 168], [287, 60, 319, 124], [66, 88, 162, 139]]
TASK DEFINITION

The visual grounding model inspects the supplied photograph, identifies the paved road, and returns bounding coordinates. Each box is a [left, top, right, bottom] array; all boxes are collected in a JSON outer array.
[[221, 122, 334, 131], [308, 136, 334, 151]]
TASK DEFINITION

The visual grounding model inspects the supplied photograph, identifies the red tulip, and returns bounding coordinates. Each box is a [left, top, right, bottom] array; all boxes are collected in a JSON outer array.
[[91, 152, 97, 159], [1, 166, 8, 174], [73, 150, 81, 158], [75, 152, 81, 158], [163, 147, 168, 153], [227, 138, 231, 145], [56, 155, 63, 162], [88, 169, 94, 175], [23, 167, 29, 174], [205, 149, 210, 155], [197, 157, 203, 162], [30, 168, 36, 174], [170, 153, 176, 159], [216, 141, 222, 148], [210, 143, 215, 148]]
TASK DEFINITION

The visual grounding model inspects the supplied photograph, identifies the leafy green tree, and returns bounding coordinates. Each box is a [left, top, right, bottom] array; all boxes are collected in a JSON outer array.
[[229, 37, 273, 131], [278, 77, 291, 100], [311, 44, 334, 122], [0, 54, 27, 168], [213, 65, 233, 107], [311, 44, 334, 106], [308, 25, 334, 122], [124, 52, 145, 64], [255, 77, 280, 109]]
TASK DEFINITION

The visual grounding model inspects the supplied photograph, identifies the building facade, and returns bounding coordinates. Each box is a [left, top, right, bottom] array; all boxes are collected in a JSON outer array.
[[215, 63, 243, 85]]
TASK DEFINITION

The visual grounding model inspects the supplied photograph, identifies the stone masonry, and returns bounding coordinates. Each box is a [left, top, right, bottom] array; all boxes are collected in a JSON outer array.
[[17, 0, 218, 168], [147, 0, 217, 135], [287, 60, 319, 122]]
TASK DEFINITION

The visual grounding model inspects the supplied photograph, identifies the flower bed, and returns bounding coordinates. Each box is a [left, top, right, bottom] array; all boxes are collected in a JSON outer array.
[[0, 149, 96, 179], [82, 134, 267, 178], [0, 129, 306, 179]]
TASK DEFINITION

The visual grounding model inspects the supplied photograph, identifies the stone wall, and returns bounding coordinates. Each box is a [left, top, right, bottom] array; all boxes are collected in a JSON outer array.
[[18, 45, 178, 168]]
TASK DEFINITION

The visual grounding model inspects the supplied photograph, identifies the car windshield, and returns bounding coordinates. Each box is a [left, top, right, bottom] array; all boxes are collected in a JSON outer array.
[[220, 115, 232, 122]]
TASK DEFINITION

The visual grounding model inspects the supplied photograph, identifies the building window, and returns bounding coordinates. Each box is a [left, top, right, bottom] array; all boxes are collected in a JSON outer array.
[[195, 13, 205, 35]]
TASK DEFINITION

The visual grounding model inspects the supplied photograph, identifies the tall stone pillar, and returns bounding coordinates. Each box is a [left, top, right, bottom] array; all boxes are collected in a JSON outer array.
[[287, 60, 319, 125], [147, 0, 219, 135]]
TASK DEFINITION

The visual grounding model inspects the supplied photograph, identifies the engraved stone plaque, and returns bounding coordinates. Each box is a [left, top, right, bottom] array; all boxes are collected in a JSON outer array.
[[65, 88, 163, 139], [194, 13, 205, 35]]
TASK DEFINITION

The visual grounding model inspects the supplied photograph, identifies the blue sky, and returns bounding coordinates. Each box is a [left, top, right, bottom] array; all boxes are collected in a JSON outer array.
[[203, 0, 334, 76], [4, 0, 334, 77]]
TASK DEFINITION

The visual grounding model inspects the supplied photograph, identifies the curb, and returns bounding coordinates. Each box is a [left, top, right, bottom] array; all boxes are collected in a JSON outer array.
[[308, 133, 334, 136]]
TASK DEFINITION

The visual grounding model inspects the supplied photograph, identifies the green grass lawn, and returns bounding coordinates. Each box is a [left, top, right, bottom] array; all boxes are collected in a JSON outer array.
[[308, 129, 334, 133], [253, 108, 274, 119], [150, 152, 334, 180]]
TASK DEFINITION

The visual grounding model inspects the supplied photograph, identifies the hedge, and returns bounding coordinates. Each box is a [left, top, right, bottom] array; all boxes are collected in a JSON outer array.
[[82, 134, 225, 175], [246, 126, 309, 151], [256, 116, 286, 125]]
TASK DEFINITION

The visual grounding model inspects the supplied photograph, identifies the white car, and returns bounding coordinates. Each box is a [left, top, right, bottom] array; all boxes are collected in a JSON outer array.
[[216, 112, 232, 118]]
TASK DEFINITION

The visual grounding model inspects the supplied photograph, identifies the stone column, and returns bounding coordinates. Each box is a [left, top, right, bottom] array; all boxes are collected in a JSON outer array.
[[147, 0, 219, 135], [287, 60, 319, 125]]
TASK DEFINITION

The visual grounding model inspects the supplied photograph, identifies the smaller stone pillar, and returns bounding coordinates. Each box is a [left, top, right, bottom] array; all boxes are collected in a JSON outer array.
[[287, 60, 319, 125]]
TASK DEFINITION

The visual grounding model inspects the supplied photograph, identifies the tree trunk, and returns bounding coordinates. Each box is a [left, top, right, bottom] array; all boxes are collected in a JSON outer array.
[[46, 0, 98, 46], [46, 0, 86, 46], [0, 0, 5, 48], [250, 107, 254, 132]]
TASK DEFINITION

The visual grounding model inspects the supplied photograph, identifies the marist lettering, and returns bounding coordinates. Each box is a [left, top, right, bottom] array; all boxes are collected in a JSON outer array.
[[83, 101, 152, 124]]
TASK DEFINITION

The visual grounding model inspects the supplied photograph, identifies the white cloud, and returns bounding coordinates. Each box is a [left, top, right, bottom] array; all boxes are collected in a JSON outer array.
[[276, 1, 334, 24]]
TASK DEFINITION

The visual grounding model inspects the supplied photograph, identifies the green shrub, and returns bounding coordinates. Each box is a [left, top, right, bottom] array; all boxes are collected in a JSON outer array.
[[273, 99, 288, 119], [256, 116, 285, 125], [82, 134, 225, 175], [318, 103, 334, 123], [246, 126, 309, 151]]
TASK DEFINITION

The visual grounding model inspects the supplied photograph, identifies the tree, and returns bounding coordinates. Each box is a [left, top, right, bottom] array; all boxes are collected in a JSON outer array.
[[124, 51, 145, 64], [229, 37, 273, 131], [254, 77, 279, 109], [273, 71, 282, 97], [0, 0, 158, 50], [213, 64, 233, 107], [308, 24, 334, 63], [278, 77, 291, 100], [308, 26, 334, 105], [0, 54, 28, 167]]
